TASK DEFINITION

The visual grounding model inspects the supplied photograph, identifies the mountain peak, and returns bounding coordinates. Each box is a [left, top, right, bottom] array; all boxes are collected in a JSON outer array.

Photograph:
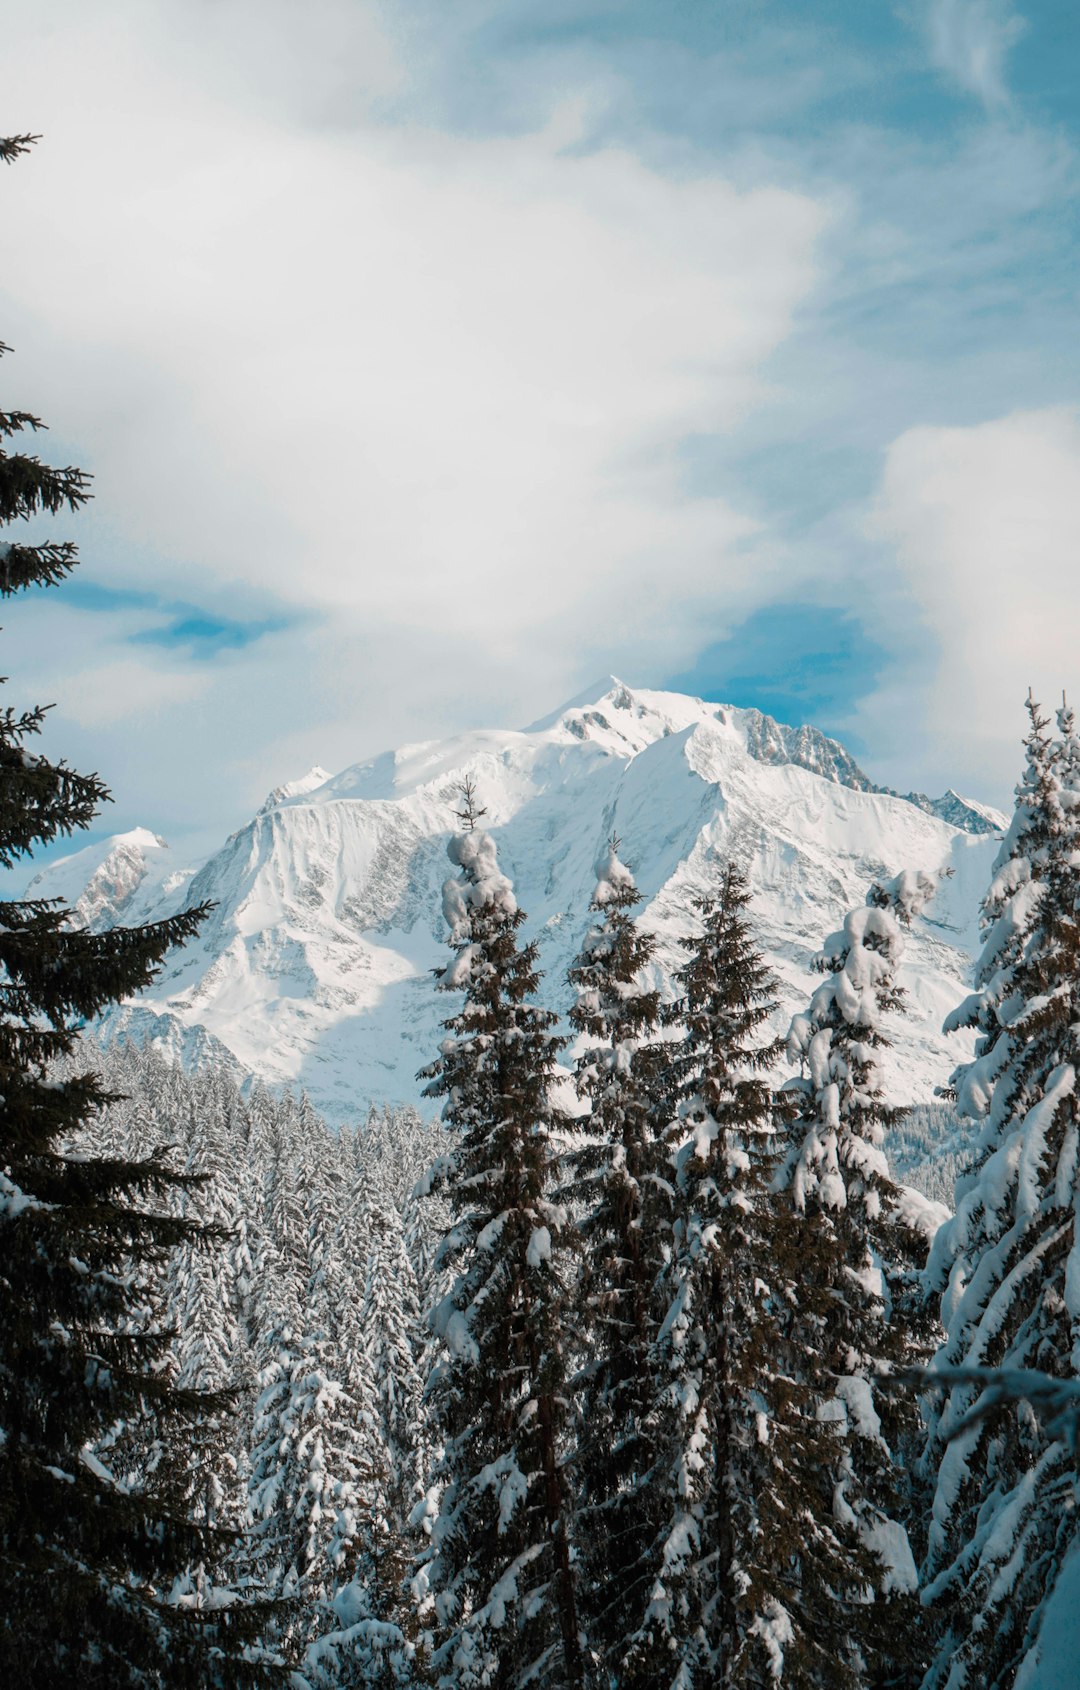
[[258, 765, 332, 814], [523, 675, 632, 733], [24, 827, 178, 931], [32, 678, 1006, 1123]]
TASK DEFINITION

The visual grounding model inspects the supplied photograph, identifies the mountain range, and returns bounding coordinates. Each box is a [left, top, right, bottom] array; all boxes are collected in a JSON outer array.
[[27, 679, 1006, 1126]]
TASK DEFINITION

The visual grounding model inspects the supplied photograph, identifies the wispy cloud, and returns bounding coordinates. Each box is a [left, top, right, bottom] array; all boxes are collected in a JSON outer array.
[[56, 581, 297, 656], [918, 0, 1027, 107], [861, 405, 1080, 792]]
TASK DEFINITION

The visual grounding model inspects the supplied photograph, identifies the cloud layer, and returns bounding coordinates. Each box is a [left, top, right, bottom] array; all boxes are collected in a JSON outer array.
[[2, 1, 831, 848], [3, 0, 1079, 859]]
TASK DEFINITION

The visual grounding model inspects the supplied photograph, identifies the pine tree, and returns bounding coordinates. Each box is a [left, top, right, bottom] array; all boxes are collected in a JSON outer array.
[[163, 1119, 248, 1533], [359, 1196, 428, 1527], [246, 1328, 373, 1606], [940, 694, 1057, 1127], [563, 839, 671, 1683], [920, 696, 1080, 1689], [778, 867, 942, 1685], [0, 137, 279, 1686], [411, 797, 583, 1689], [631, 861, 876, 1689]]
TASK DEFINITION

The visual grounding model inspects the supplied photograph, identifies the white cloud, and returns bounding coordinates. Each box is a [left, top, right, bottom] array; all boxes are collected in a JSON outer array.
[[59, 659, 206, 729], [0, 1, 832, 846], [921, 0, 1027, 107], [861, 406, 1080, 794], [1, 5, 826, 637]]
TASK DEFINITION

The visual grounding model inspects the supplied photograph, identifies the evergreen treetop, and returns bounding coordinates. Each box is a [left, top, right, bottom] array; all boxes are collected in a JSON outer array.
[[412, 811, 583, 1690], [563, 840, 670, 1686]]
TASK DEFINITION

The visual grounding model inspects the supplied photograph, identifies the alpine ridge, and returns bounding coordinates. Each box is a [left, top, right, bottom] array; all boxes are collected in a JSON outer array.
[[26, 679, 1005, 1123]]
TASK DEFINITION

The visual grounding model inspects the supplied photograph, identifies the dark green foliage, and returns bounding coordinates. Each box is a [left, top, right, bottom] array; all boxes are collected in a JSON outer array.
[[414, 823, 583, 1689], [0, 134, 40, 164], [633, 861, 876, 1689], [563, 842, 671, 1684], [0, 335, 90, 596], [0, 137, 280, 1687]]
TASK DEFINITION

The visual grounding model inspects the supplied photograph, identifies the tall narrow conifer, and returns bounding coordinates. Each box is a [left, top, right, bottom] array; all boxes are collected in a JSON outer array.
[[779, 868, 941, 1684], [412, 795, 582, 1689], [564, 840, 670, 1683], [921, 697, 1080, 1689], [634, 861, 874, 1688]]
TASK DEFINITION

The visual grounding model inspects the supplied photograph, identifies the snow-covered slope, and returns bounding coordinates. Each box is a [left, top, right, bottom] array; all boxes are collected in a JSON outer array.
[[28, 680, 1004, 1124], [23, 827, 194, 930]]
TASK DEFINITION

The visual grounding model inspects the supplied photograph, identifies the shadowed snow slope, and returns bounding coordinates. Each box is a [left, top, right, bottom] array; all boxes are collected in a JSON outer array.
[[28, 681, 1004, 1123]]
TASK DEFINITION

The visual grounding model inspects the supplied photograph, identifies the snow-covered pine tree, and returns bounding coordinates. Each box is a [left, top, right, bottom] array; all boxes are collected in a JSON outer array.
[[307, 1159, 421, 1688], [562, 839, 671, 1682], [779, 867, 942, 1683], [162, 1116, 248, 1533], [360, 1197, 428, 1528], [920, 696, 1080, 1689], [0, 135, 278, 1688], [632, 860, 875, 1689], [939, 693, 1057, 1129], [246, 1328, 375, 1625], [412, 795, 583, 1689]]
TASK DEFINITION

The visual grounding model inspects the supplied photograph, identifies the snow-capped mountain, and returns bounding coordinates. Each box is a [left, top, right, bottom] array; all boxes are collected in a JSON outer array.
[[24, 827, 193, 931], [27, 680, 1005, 1124]]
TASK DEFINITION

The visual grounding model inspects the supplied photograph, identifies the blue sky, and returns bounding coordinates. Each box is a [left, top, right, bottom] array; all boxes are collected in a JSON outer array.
[[3, 0, 1080, 867]]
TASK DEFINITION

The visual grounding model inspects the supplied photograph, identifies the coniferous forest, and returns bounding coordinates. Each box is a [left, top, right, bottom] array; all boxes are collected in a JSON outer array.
[[6, 132, 1080, 1690]]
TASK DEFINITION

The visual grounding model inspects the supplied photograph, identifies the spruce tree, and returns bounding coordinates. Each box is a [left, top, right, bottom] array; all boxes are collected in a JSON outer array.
[[921, 696, 1080, 1689], [164, 1126, 247, 1533], [246, 1328, 374, 1609], [359, 1196, 428, 1527], [778, 867, 941, 1685], [632, 861, 876, 1689], [411, 792, 583, 1689], [563, 839, 671, 1684], [0, 136, 278, 1687]]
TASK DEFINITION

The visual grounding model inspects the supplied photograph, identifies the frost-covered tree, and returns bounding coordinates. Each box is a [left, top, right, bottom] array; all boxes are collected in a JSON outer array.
[[412, 807, 583, 1689], [563, 840, 671, 1681], [360, 1197, 428, 1526], [630, 861, 875, 1689], [246, 1328, 375, 1625], [939, 694, 1057, 1130], [0, 140, 277, 1688], [54, 1036, 429, 1679], [921, 697, 1080, 1689], [778, 867, 941, 1683], [162, 1128, 248, 1532]]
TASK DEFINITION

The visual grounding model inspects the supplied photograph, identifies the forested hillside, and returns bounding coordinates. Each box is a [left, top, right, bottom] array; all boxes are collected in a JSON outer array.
[[18, 700, 1080, 1688]]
